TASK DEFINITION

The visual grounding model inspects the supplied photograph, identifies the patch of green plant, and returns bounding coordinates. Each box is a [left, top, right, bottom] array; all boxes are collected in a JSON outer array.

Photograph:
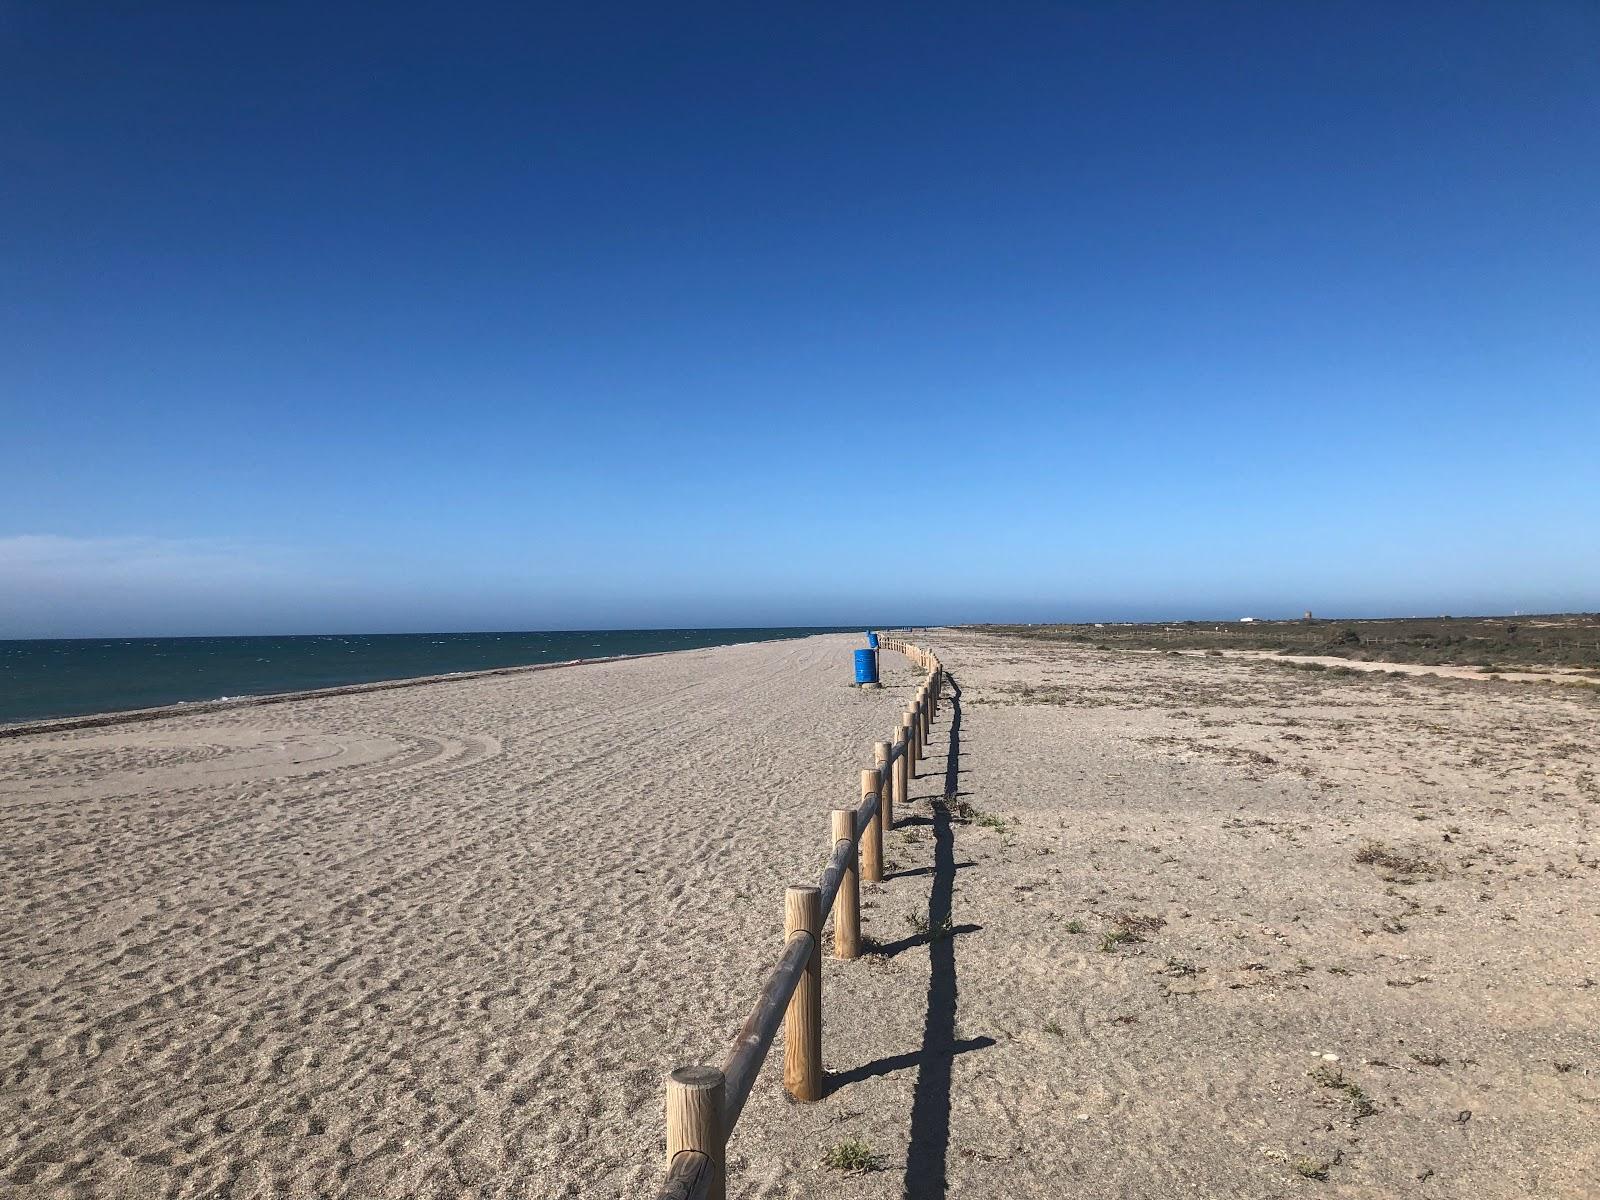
[[905, 911, 953, 941], [1100, 927, 1138, 953], [822, 1138, 881, 1173], [1292, 1157, 1330, 1180]]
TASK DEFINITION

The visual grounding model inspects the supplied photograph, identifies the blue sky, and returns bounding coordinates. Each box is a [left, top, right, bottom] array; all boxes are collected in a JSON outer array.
[[3, 3, 1597, 637]]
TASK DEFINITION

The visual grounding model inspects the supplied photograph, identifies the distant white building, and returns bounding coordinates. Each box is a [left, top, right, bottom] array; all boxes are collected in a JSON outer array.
[[1239, 616, 1258, 623]]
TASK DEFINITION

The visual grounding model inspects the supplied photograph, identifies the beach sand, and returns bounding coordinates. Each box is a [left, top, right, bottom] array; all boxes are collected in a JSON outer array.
[[3, 631, 1597, 1197], [906, 629, 1598, 1198], [2, 634, 919, 1198]]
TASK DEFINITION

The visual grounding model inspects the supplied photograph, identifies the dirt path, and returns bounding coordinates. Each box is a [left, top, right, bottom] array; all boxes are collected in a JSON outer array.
[[1210, 648, 1600, 687]]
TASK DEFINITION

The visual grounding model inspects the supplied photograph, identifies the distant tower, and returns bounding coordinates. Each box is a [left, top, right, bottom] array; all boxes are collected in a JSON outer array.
[[1303, 610, 1314, 622]]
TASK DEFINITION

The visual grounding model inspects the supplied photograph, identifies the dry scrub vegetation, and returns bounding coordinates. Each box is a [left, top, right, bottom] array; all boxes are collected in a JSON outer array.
[[975, 612, 1600, 672]]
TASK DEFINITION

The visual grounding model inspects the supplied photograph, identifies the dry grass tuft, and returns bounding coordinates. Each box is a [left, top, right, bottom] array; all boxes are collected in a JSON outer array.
[[1354, 839, 1443, 882], [1309, 1063, 1377, 1119], [1099, 911, 1166, 953]]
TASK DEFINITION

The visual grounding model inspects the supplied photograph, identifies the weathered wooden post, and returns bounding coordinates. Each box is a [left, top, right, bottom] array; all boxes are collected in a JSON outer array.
[[831, 808, 860, 959], [894, 723, 909, 816], [905, 706, 919, 778], [666, 1066, 726, 1200], [783, 885, 822, 1102], [860, 768, 883, 884], [874, 741, 892, 831]]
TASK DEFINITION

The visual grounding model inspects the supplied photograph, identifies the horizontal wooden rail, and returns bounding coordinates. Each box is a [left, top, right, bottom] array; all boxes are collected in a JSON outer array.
[[721, 928, 814, 1128], [650, 635, 944, 1200]]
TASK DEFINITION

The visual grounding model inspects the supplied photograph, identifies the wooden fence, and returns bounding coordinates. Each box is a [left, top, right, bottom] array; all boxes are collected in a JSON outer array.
[[652, 636, 943, 1200]]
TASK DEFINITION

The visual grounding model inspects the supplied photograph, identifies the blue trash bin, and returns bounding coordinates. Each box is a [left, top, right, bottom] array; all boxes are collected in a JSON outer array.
[[853, 648, 880, 686], [867, 631, 880, 649]]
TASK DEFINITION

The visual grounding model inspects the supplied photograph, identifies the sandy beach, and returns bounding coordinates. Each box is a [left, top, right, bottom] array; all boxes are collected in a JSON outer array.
[[4, 631, 1597, 1197], [2, 634, 919, 1197]]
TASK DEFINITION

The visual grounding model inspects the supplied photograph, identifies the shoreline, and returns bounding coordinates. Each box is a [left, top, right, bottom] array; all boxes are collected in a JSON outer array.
[[0, 636, 808, 739]]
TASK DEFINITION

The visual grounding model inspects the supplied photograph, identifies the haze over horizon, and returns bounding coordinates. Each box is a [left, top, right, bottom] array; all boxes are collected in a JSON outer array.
[[4, 4, 1597, 639]]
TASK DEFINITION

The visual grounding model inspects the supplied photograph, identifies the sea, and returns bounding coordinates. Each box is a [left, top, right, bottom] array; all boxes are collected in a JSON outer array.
[[0, 627, 853, 726]]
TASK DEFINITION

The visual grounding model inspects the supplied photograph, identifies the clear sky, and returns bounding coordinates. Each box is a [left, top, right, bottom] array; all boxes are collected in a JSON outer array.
[[3, 3, 1596, 637]]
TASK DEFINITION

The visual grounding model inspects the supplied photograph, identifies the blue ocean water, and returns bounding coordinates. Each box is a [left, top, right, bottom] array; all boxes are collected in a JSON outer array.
[[0, 628, 850, 726]]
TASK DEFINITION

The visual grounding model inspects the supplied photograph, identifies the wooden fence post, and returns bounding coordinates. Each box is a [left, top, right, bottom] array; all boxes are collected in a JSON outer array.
[[860, 768, 882, 884], [831, 808, 860, 959], [783, 885, 822, 1102], [666, 1066, 726, 1200], [905, 706, 919, 778], [894, 724, 909, 816], [874, 741, 892, 831]]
